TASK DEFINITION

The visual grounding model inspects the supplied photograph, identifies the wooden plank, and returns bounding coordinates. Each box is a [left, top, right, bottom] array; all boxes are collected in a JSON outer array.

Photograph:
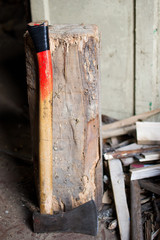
[[108, 159, 130, 240], [145, 217, 152, 240], [49, 0, 134, 120], [102, 124, 136, 139], [136, 0, 160, 121], [130, 164, 160, 180], [25, 24, 102, 212], [130, 180, 143, 240], [136, 122, 160, 145], [104, 145, 160, 160], [116, 143, 141, 166], [139, 152, 160, 162], [139, 179, 160, 195], [102, 108, 160, 132]]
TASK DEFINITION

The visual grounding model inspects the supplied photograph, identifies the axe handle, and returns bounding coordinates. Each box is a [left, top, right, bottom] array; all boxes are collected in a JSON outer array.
[[27, 21, 53, 214]]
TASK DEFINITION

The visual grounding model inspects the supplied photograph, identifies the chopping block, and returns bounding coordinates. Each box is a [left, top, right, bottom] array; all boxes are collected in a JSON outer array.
[[24, 22, 103, 235]]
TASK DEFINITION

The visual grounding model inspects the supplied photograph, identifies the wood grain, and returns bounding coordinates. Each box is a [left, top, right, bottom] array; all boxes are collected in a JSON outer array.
[[130, 180, 143, 240], [25, 24, 102, 212]]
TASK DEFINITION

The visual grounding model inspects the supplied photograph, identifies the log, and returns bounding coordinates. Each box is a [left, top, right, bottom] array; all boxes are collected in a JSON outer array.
[[25, 24, 102, 212]]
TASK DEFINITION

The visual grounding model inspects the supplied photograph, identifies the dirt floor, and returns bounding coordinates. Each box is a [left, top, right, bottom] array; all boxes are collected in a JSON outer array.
[[0, 1, 119, 239], [0, 111, 119, 240]]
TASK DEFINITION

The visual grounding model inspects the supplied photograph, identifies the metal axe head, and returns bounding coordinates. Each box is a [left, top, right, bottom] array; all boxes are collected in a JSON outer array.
[[33, 200, 98, 236]]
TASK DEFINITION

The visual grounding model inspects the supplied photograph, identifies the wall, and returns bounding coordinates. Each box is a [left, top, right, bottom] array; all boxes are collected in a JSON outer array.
[[136, 0, 160, 121], [30, 0, 160, 120]]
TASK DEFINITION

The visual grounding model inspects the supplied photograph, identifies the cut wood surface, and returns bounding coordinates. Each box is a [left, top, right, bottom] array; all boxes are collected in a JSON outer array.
[[25, 24, 102, 212], [130, 180, 143, 240], [108, 159, 130, 240], [102, 108, 160, 132], [130, 164, 160, 181], [139, 179, 160, 195], [136, 122, 160, 145]]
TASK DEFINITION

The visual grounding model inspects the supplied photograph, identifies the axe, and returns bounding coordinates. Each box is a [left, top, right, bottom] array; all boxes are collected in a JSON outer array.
[[27, 21, 98, 236]]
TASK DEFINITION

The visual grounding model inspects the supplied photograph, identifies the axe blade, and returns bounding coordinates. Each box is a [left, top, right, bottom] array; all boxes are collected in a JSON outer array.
[[33, 200, 98, 236]]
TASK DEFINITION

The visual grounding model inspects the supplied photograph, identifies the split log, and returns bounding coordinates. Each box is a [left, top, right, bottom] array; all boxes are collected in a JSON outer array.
[[25, 24, 102, 211]]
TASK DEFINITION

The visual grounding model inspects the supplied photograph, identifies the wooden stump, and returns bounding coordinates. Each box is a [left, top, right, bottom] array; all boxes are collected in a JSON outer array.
[[25, 24, 102, 212]]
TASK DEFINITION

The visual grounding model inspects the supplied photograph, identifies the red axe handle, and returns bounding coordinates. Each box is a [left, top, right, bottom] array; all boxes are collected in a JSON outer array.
[[27, 21, 53, 215]]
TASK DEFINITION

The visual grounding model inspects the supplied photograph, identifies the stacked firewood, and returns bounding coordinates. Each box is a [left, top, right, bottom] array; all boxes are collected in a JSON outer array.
[[101, 109, 160, 240]]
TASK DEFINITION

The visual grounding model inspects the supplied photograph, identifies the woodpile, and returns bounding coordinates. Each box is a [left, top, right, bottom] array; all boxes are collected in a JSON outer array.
[[101, 109, 160, 240]]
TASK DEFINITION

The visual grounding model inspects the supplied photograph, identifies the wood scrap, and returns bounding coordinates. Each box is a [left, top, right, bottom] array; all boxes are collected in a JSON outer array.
[[136, 121, 160, 144], [139, 179, 160, 195], [141, 196, 151, 205], [114, 143, 142, 166], [138, 152, 160, 162], [108, 219, 117, 230], [151, 228, 160, 240], [130, 164, 160, 180], [144, 215, 152, 240], [102, 108, 160, 132], [104, 146, 160, 160], [102, 124, 135, 139], [141, 202, 152, 212], [102, 118, 160, 239], [130, 180, 144, 240], [102, 190, 112, 204], [108, 159, 130, 240], [153, 196, 160, 222], [112, 138, 135, 149], [102, 114, 117, 124]]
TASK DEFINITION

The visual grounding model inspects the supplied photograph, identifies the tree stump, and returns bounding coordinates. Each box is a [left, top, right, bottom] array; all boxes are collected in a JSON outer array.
[[25, 24, 102, 212]]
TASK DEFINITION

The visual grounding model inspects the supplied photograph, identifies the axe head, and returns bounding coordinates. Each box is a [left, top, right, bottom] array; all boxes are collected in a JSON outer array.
[[33, 200, 98, 236]]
